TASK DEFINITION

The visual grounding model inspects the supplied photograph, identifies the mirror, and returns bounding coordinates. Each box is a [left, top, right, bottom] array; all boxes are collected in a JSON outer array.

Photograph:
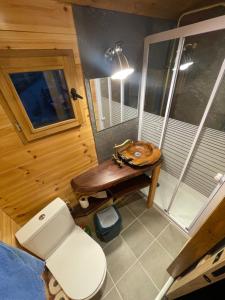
[[89, 77, 138, 131]]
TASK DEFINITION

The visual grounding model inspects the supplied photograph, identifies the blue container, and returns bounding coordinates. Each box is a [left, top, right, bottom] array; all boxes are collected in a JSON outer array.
[[94, 206, 122, 242]]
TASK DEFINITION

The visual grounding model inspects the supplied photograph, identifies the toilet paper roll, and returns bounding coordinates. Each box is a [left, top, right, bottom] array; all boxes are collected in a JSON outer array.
[[54, 290, 69, 300], [79, 196, 89, 209], [49, 276, 61, 295]]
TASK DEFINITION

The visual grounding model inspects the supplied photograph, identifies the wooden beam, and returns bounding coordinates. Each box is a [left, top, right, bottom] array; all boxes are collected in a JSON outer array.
[[147, 163, 161, 208], [168, 197, 225, 278], [60, 0, 219, 20]]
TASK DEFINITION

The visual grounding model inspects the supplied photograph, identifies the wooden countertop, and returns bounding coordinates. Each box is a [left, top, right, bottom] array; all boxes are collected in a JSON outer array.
[[71, 158, 162, 193]]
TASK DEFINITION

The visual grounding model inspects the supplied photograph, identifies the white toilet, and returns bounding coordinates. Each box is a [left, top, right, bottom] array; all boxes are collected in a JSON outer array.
[[16, 198, 107, 300]]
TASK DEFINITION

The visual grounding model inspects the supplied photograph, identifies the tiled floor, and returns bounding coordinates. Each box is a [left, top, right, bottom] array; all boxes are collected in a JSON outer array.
[[92, 192, 188, 300]]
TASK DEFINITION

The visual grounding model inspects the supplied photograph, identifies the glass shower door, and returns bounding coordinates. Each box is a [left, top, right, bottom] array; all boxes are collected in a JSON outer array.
[[138, 39, 178, 146], [169, 61, 225, 229], [138, 38, 181, 205], [160, 29, 225, 220], [139, 16, 225, 232]]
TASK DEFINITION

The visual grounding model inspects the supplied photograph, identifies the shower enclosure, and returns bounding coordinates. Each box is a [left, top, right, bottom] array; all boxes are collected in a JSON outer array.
[[138, 15, 225, 234]]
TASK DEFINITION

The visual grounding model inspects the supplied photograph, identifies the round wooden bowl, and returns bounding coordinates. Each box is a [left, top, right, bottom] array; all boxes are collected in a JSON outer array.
[[118, 141, 161, 166]]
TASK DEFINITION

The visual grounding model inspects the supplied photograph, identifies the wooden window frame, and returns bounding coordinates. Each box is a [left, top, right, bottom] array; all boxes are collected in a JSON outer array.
[[0, 49, 83, 142]]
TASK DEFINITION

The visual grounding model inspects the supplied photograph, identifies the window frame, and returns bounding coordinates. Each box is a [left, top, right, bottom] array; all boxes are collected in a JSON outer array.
[[0, 49, 83, 142]]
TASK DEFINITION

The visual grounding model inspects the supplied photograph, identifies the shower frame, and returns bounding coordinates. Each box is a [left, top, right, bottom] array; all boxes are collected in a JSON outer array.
[[138, 15, 225, 234]]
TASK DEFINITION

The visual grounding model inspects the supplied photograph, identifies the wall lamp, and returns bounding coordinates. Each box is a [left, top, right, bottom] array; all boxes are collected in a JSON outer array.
[[105, 42, 134, 80], [179, 42, 197, 71]]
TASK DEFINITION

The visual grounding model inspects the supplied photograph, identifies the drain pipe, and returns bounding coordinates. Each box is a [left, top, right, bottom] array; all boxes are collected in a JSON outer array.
[[155, 277, 174, 300]]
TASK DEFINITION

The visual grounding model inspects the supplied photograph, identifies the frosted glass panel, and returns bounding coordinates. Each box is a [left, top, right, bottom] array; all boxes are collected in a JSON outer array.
[[170, 73, 225, 228], [152, 29, 225, 225], [162, 30, 225, 188]]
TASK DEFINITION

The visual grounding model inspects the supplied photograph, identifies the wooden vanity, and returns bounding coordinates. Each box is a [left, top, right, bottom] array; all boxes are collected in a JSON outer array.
[[71, 158, 162, 217]]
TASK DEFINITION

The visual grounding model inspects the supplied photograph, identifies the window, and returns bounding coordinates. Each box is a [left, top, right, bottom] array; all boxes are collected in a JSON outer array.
[[0, 50, 82, 142], [10, 70, 75, 129]]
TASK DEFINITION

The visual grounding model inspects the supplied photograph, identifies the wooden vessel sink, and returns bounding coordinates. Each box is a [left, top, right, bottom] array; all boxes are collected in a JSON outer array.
[[118, 141, 161, 166]]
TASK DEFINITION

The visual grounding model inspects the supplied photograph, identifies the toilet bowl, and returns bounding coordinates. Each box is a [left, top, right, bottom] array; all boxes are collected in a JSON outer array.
[[15, 198, 107, 300]]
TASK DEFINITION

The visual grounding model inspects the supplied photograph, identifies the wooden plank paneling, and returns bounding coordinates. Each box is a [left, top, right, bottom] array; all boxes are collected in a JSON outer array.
[[0, 32, 81, 64], [0, 0, 75, 34], [0, 99, 97, 225], [0, 0, 98, 225], [0, 209, 20, 247], [168, 197, 225, 278], [66, 0, 218, 19]]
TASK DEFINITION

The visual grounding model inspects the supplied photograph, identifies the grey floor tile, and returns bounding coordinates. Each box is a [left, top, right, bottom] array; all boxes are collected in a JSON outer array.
[[158, 224, 187, 258], [92, 230, 109, 249], [91, 272, 114, 299], [118, 206, 135, 230], [139, 208, 169, 237], [119, 191, 144, 205], [121, 220, 154, 258], [103, 287, 121, 300], [118, 192, 147, 217], [104, 236, 137, 283], [117, 262, 158, 300], [125, 193, 147, 217], [140, 241, 173, 289]]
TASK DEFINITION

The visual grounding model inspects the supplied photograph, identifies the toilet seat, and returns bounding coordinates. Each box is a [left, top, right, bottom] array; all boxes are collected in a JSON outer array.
[[46, 226, 107, 300]]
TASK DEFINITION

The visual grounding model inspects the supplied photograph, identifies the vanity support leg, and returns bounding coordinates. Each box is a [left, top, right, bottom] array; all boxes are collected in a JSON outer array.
[[147, 164, 161, 208]]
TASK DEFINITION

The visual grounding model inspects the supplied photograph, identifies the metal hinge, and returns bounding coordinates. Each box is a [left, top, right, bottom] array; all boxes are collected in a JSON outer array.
[[15, 122, 22, 132]]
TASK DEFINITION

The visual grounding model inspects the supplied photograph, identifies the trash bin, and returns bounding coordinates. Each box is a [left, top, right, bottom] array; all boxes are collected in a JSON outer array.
[[94, 206, 122, 242]]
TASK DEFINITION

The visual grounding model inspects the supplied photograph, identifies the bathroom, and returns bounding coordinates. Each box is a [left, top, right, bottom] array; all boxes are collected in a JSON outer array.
[[0, 1, 225, 299]]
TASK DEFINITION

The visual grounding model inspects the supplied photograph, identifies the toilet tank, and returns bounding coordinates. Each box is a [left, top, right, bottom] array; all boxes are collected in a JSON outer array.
[[16, 198, 75, 260]]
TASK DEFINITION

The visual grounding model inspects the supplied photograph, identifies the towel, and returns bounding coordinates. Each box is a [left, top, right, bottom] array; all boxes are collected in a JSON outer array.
[[0, 242, 46, 300]]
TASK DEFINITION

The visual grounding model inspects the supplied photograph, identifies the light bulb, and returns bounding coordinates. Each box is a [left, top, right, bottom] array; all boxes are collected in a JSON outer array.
[[179, 61, 194, 71], [111, 68, 134, 80]]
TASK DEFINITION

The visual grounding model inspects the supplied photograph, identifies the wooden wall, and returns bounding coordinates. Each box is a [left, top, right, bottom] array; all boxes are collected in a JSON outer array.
[[0, 0, 98, 226], [0, 208, 20, 247]]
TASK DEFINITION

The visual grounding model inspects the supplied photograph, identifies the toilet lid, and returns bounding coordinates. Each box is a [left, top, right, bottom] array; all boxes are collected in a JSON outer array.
[[46, 226, 106, 300]]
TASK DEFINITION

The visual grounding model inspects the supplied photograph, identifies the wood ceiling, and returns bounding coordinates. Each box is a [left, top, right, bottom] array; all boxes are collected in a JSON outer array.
[[60, 0, 220, 19]]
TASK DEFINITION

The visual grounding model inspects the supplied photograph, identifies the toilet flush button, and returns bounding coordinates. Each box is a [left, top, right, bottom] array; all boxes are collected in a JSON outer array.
[[39, 214, 46, 220]]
